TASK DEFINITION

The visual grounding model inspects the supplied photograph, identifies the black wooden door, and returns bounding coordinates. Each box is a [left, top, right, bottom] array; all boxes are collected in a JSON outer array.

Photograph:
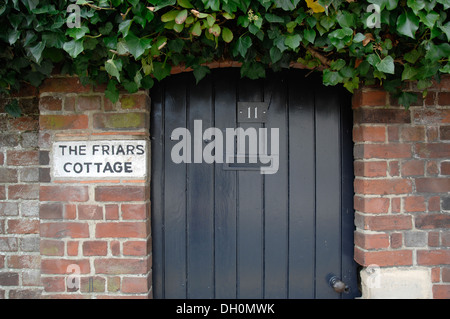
[[151, 68, 359, 299]]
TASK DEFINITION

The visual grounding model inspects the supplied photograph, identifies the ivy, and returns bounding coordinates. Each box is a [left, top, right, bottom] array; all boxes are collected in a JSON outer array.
[[0, 0, 449, 115]]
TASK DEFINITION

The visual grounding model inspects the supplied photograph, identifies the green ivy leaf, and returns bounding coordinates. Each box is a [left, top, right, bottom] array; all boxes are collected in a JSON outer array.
[[193, 65, 211, 84], [402, 64, 418, 80], [303, 29, 316, 44], [241, 61, 265, 79], [396, 10, 420, 39], [376, 55, 395, 74], [270, 46, 283, 63], [63, 39, 84, 58], [439, 21, 450, 41], [105, 80, 119, 103], [235, 35, 252, 57], [284, 34, 301, 50], [105, 58, 123, 82], [222, 27, 233, 43], [153, 62, 171, 81], [175, 10, 188, 24], [125, 32, 152, 59], [28, 41, 46, 64], [5, 99, 21, 118], [177, 0, 193, 8]]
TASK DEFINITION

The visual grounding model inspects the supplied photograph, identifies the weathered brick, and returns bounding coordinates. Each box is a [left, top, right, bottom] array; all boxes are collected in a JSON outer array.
[[416, 178, 450, 193], [433, 285, 450, 299], [416, 143, 450, 158], [94, 258, 148, 275], [401, 160, 424, 176], [441, 162, 450, 175], [78, 205, 103, 220], [39, 77, 91, 94], [39, 114, 89, 130], [0, 202, 19, 216], [40, 186, 89, 202], [438, 92, 450, 106], [39, 96, 63, 111], [7, 255, 40, 269], [41, 259, 90, 274], [0, 272, 19, 286], [82, 241, 107, 256], [354, 196, 390, 214], [6, 150, 39, 166], [417, 250, 450, 265], [404, 231, 427, 247], [123, 241, 148, 256], [404, 196, 426, 212], [354, 248, 413, 267], [356, 213, 412, 231], [119, 94, 150, 110], [7, 219, 39, 234], [122, 276, 150, 294], [354, 108, 411, 124], [413, 109, 450, 125], [95, 186, 147, 202], [441, 126, 450, 140], [354, 231, 390, 250], [40, 239, 64, 256], [400, 126, 425, 142], [76, 95, 101, 111], [39, 203, 63, 219], [0, 237, 18, 252], [390, 232, 403, 249], [354, 178, 413, 195], [415, 214, 450, 229], [8, 184, 39, 200], [93, 112, 148, 130], [96, 222, 148, 238], [355, 144, 412, 159], [41, 276, 66, 292], [354, 161, 387, 177], [121, 204, 147, 220], [80, 276, 105, 293], [0, 168, 18, 183], [20, 237, 40, 252], [40, 222, 89, 239]]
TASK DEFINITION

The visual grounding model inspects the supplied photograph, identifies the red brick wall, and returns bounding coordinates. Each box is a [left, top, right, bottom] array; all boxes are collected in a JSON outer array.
[[0, 86, 42, 298], [353, 76, 450, 299], [1, 73, 449, 299]]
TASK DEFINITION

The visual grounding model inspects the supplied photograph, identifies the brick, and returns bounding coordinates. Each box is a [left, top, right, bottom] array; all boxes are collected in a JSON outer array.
[[427, 126, 439, 142], [41, 277, 66, 292], [0, 134, 20, 147], [443, 268, 450, 282], [39, 203, 63, 219], [0, 202, 19, 216], [354, 161, 387, 177], [111, 241, 120, 256], [0, 152, 3, 165], [80, 276, 105, 293], [67, 241, 79, 256], [22, 269, 41, 286], [353, 126, 386, 142], [416, 178, 450, 193], [404, 231, 427, 247], [354, 247, 412, 267], [413, 109, 450, 125], [438, 92, 450, 106], [105, 204, 119, 220], [389, 161, 400, 177], [441, 162, 450, 175], [355, 144, 412, 159], [426, 161, 439, 175], [75, 95, 101, 111], [433, 285, 450, 299], [107, 277, 121, 292], [123, 241, 148, 256], [39, 77, 91, 94], [6, 150, 39, 166], [40, 239, 65, 256], [78, 205, 103, 220], [0, 168, 18, 183], [7, 255, 40, 269], [64, 95, 76, 111], [122, 276, 150, 294], [65, 204, 77, 219], [94, 258, 148, 275], [0, 272, 19, 286], [7, 219, 39, 234], [122, 204, 147, 220], [40, 222, 89, 238], [8, 289, 42, 299], [39, 151, 50, 165], [441, 126, 450, 140], [39, 96, 63, 111], [93, 112, 148, 130], [96, 222, 148, 238], [39, 114, 89, 130], [429, 232, 440, 247], [41, 259, 90, 274], [404, 196, 426, 212], [82, 241, 107, 256], [415, 214, 450, 229], [400, 126, 425, 142], [40, 186, 89, 202], [416, 143, 450, 158], [400, 160, 424, 176], [431, 267, 440, 282], [20, 167, 39, 182], [354, 196, 390, 214], [354, 178, 412, 195], [417, 250, 450, 265], [119, 94, 150, 110], [356, 213, 412, 231], [390, 232, 403, 248], [428, 196, 441, 211], [0, 237, 18, 251], [95, 186, 147, 202], [354, 108, 411, 124], [444, 233, 450, 247], [352, 89, 387, 108], [20, 237, 40, 252], [354, 231, 389, 249], [8, 184, 39, 200], [8, 116, 39, 132], [0, 186, 5, 200]]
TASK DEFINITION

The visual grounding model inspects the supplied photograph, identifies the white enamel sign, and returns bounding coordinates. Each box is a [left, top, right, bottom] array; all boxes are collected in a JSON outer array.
[[52, 140, 147, 178]]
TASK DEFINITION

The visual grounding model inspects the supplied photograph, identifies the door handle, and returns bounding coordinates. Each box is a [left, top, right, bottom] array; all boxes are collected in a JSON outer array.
[[327, 274, 350, 294]]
